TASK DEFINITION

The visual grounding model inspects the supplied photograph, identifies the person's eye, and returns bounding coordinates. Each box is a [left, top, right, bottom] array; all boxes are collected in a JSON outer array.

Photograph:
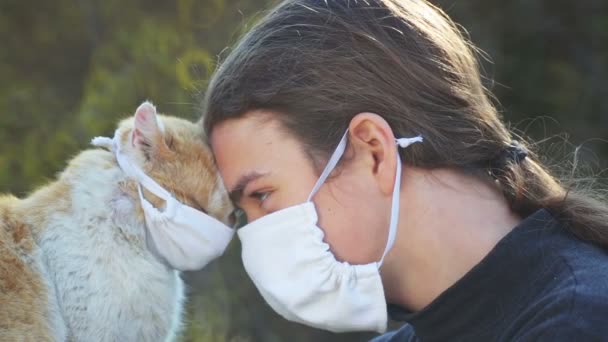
[[250, 191, 271, 203]]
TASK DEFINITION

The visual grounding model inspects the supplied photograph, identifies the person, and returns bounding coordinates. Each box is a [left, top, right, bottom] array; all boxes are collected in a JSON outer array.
[[201, 0, 608, 340]]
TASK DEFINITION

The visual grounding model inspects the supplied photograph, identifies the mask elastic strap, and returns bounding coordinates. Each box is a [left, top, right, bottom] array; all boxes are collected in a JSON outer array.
[[304, 129, 423, 267], [378, 136, 423, 267], [307, 131, 349, 202], [93, 129, 176, 212]]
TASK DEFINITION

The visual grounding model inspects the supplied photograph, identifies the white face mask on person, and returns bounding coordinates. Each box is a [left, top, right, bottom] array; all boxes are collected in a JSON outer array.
[[92, 130, 234, 271], [237, 130, 423, 333]]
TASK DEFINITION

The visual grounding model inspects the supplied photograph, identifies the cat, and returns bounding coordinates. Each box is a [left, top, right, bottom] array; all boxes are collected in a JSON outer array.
[[0, 102, 233, 341]]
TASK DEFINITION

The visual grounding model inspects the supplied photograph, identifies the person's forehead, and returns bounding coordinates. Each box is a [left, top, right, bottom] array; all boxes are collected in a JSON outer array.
[[210, 111, 283, 143], [209, 112, 300, 188]]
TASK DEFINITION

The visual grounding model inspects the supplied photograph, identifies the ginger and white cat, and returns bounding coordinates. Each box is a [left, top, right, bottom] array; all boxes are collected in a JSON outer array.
[[0, 102, 233, 341]]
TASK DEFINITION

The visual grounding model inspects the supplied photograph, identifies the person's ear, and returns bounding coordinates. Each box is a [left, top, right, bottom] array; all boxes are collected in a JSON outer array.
[[130, 101, 169, 159], [348, 113, 399, 196]]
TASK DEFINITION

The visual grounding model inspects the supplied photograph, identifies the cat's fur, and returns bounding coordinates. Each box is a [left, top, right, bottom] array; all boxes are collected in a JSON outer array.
[[0, 102, 233, 341]]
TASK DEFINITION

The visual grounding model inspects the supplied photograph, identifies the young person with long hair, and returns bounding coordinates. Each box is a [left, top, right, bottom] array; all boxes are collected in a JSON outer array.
[[202, 1, 608, 340]]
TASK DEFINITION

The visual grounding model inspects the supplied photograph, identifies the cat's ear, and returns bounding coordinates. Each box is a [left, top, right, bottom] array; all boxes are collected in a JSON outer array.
[[131, 101, 167, 155]]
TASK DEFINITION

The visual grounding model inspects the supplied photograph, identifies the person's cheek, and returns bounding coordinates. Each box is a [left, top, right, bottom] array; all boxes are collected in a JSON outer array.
[[319, 187, 388, 264], [242, 201, 267, 223], [314, 197, 350, 261]]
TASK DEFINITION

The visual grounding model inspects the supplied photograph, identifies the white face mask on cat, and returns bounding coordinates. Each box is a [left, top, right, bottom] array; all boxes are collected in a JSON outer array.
[[92, 130, 234, 271], [237, 130, 423, 333]]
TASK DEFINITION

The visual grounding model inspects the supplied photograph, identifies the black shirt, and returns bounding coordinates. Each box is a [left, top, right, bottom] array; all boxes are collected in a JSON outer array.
[[372, 209, 608, 341]]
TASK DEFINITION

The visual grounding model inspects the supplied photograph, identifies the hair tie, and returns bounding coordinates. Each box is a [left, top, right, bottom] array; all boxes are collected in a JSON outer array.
[[489, 141, 528, 178]]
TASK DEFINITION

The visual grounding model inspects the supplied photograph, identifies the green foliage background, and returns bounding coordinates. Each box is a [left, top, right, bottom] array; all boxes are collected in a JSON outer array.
[[0, 0, 606, 341]]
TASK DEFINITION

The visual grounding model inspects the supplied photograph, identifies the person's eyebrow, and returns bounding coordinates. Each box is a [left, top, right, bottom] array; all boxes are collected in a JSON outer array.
[[229, 171, 268, 204]]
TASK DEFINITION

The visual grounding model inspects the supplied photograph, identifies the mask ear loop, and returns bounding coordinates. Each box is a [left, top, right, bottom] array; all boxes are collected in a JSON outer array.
[[307, 131, 349, 202], [378, 136, 423, 267], [304, 129, 423, 267], [96, 129, 179, 217]]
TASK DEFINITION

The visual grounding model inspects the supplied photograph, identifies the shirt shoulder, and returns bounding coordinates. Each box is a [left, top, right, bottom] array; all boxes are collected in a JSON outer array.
[[511, 294, 608, 341], [370, 324, 417, 342], [510, 238, 608, 340]]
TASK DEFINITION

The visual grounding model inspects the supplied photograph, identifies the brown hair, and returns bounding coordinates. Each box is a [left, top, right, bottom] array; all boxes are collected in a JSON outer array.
[[202, 0, 608, 247]]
